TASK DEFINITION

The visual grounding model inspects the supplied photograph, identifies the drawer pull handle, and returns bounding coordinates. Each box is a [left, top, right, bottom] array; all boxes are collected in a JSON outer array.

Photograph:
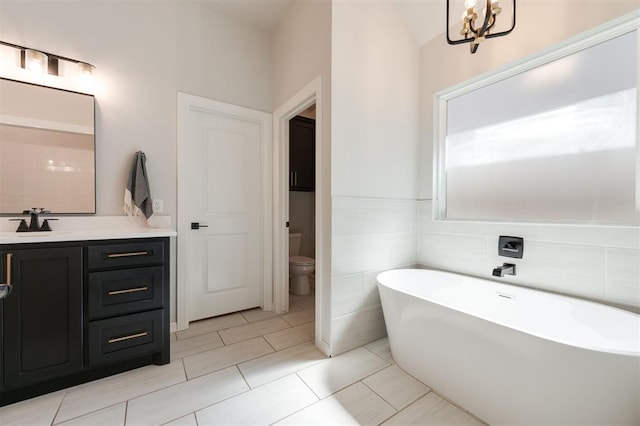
[[108, 331, 148, 344], [108, 286, 149, 296], [107, 251, 149, 258]]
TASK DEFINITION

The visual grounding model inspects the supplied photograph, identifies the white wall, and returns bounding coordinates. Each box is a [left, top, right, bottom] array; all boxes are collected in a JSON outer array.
[[330, 0, 419, 354], [0, 0, 274, 323], [0, 0, 272, 220], [417, 2, 640, 310], [332, 0, 418, 200]]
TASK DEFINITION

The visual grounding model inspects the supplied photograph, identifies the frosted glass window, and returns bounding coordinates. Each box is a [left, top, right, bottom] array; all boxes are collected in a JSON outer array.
[[441, 30, 638, 224]]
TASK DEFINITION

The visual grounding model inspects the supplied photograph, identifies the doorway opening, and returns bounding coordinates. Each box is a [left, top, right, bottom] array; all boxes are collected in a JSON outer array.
[[272, 76, 329, 355], [287, 105, 316, 320]]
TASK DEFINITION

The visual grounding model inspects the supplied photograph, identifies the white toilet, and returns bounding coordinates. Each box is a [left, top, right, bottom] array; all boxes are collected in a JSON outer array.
[[289, 232, 315, 295]]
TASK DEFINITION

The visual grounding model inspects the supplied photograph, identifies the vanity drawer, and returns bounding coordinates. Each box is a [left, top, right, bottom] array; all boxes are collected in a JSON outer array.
[[88, 310, 163, 366], [88, 241, 164, 270], [88, 266, 164, 320]]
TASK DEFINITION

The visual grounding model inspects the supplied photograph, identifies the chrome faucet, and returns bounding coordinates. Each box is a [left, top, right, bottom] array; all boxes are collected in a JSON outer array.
[[492, 263, 515, 277]]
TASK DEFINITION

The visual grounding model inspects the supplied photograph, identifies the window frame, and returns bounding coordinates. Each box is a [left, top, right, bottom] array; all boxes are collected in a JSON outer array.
[[433, 11, 640, 224]]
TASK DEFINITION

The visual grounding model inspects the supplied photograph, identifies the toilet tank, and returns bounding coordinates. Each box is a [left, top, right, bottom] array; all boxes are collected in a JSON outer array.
[[289, 232, 302, 256]]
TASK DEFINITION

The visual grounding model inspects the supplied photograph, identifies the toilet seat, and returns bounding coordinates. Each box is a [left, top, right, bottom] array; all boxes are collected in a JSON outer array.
[[289, 255, 315, 266]]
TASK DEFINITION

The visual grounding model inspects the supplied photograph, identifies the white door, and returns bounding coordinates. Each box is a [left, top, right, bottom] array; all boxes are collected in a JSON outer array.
[[180, 95, 271, 322]]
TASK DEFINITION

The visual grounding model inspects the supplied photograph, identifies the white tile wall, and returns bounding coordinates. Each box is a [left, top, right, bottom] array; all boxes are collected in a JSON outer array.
[[331, 196, 417, 355], [606, 248, 640, 306], [331, 305, 387, 354], [330, 196, 638, 357], [417, 200, 640, 309]]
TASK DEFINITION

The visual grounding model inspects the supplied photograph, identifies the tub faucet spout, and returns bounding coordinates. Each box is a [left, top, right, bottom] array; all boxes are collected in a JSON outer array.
[[493, 263, 515, 277]]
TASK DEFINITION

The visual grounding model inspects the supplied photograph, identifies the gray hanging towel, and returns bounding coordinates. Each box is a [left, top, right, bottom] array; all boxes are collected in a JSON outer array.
[[123, 151, 153, 219]]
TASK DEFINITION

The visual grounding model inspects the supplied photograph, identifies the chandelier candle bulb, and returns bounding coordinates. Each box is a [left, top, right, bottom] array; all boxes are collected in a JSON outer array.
[[447, 0, 516, 54]]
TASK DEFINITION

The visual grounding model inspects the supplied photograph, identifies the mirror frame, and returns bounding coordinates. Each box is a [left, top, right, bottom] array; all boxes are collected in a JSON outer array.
[[433, 10, 640, 223]]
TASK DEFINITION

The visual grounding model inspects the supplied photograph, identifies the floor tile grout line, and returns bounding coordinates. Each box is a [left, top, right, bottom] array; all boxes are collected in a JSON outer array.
[[170, 332, 225, 361], [184, 337, 275, 381], [49, 390, 68, 426], [360, 373, 422, 414], [175, 315, 249, 341], [426, 387, 488, 425]]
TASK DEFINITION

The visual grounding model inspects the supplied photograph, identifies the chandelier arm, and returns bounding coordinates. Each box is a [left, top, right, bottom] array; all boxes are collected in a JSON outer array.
[[477, 0, 493, 37], [446, 0, 516, 47]]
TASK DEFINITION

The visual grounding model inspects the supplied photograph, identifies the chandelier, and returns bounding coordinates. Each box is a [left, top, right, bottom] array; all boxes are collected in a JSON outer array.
[[446, 0, 516, 54]]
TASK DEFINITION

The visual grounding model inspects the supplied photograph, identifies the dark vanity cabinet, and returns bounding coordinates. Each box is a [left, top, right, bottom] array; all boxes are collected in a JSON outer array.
[[0, 237, 170, 406], [289, 116, 316, 191], [2, 247, 83, 390]]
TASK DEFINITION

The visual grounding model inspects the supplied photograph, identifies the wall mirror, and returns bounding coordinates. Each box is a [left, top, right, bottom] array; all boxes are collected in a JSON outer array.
[[0, 78, 95, 214], [434, 12, 639, 225]]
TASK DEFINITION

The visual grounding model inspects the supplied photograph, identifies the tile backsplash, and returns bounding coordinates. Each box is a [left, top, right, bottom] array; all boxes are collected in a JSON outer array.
[[331, 197, 639, 355], [417, 200, 640, 310], [331, 197, 416, 355]]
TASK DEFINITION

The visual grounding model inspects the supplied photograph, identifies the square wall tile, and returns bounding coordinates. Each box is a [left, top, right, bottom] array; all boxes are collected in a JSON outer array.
[[606, 247, 640, 307], [540, 225, 640, 249], [362, 198, 416, 235], [487, 239, 606, 300], [417, 233, 487, 274], [387, 232, 417, 267], [332, 197, 363, 236], [448, 221, 540, 240], [332, 234, 388, 277], [332, 274, 363, 317], [363, 269, 386, 308], [331, 305, 387, 355]]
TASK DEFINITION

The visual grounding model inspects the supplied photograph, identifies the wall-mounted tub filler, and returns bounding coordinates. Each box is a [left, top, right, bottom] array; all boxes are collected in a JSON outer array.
[[493, 263, 515, 277]]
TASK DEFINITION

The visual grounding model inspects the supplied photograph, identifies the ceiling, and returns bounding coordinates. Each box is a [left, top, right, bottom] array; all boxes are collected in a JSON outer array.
[[207, 0, 447, 46]]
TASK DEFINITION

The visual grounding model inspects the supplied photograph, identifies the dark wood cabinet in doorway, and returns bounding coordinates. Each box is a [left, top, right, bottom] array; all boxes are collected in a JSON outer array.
[[289, 116, 315, 191]]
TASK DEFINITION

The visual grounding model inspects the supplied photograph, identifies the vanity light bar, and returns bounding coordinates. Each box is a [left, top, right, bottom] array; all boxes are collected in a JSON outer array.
[[0, 40, 95, 76]]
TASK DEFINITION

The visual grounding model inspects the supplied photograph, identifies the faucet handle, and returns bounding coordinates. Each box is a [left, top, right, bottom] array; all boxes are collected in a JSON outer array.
[[9, 219, 29, 232], [40, 218, 58, 232]]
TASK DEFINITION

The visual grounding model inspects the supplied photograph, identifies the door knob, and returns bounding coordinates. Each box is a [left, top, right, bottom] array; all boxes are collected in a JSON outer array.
[[191, 222, 209, 230]]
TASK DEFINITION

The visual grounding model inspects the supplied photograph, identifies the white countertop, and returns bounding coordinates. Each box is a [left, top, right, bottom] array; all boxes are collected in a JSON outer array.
[[0, 216, 176, 244]]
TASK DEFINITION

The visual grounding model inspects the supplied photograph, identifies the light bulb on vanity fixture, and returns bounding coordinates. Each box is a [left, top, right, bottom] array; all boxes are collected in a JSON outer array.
[[23, 49, 48, 73], [447, 0, 516, 54], [0, 40, 96, 93]]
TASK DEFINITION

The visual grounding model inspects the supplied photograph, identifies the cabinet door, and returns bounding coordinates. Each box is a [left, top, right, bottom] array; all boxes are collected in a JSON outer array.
[[2, 247, 83, 389], [289, 116, 315, 191]]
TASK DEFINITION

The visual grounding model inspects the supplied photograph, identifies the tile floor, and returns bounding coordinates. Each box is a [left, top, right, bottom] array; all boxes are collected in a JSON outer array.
[[0, 294, 486, 425]]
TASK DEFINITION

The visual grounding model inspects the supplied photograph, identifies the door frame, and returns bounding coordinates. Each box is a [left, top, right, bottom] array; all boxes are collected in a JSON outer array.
[[273, 76, 329, 355], [176, 92, 273, 331]]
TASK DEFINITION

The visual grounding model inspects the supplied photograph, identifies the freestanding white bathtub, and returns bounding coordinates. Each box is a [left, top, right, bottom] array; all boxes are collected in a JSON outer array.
[[378, 269, 640, 425]]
